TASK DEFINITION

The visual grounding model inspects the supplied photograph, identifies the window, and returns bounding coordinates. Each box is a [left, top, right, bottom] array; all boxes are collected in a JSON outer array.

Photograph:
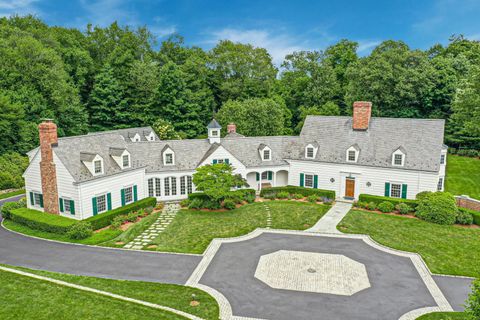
[[122, 154, 130, 168], [390, 183, 402, 198], [261, 171, 268, 180], [171, 177, 177, 195], [33, 193, 42, 207], [437, 177, 444, 191], [124, 186, 133, 204], [64, 198, 71, 213], [187, 176, 193, 194], [155, 178, 161, 197], [263, 149, 270, 160], [306, 147, 314, 158], [148, 178, 154, 197], [96, 194, 107, 213], [304, 174, 314, 188], [394, 154, 403, 166], [348, 150, 356, 162], [94, 160, 102, 174], [165, 153, 173, 165], [217, 159, 224, 164], [180, 176, 186, 195], [164, 178, 170, 196], [211, 130, 218, 136], [440, 154, 445, 165]]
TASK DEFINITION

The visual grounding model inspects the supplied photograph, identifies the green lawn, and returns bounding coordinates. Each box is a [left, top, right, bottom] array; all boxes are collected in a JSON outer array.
[[150, 201, 330, 254], [0, 189, 24, 200], [446, 155, 480, 199], [416, 312, 467, 319], [338, 210, 480, 277], [4, 265, 219, 320]]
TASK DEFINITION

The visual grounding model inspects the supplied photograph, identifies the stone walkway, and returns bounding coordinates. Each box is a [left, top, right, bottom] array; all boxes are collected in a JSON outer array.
[[263, 203, 272, 229], [124, 203, 179, 250], [306, 201, 352, 233]]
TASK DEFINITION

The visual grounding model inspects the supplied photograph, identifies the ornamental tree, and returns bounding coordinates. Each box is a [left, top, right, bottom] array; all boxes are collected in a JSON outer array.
[[192, 163, 246, 201]]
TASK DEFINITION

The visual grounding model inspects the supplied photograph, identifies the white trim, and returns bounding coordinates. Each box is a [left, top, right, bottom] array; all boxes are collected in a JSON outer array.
[[260, 146, 272, 162], [95, 192, 108, 214], [163, 147, 175, 166], [392, 149, 405, 167], [305, 144, 318, 159], [346, 146, 358, 163]]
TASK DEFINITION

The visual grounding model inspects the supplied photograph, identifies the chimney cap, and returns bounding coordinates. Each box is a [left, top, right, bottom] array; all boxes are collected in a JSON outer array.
[[41, 118, 55, 123]]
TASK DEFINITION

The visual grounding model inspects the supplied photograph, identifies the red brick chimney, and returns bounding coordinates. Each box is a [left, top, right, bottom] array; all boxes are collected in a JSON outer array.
[[38, 119, 59, 214], [227, 123, 237, 134], [352, 101, 372, 130]]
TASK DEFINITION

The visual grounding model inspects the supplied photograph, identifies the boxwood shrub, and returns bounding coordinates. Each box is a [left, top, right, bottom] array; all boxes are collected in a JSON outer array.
[[415, 192, 458, 225], [260, 186, 335, 200], [459, 208, 480, 225], [1, 198, 26, 219], [9, 208, 76, 234], [377, 201, 394, 213], [187, 189, 256, 210], [358, 194, 418, 209], [85, 197, 157, 230]]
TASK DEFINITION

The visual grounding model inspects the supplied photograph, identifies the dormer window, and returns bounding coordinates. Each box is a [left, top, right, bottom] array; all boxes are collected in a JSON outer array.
[[263, 149, 271, 161], [306, 147, 314, 158], [122, 154, 130, 168], [346, 145, 359, 163], [392, 148, 406, 167], [440, 154, 445, 165], [305, 143, 318, 159], [94, 160, 103, 174], [165, 153, 173, 165]]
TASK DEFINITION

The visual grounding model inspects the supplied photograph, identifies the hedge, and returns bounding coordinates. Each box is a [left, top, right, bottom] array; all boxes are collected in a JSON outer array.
[[85, 197, 157, 230], [358, 194, 418, 209], [1, 198, 26, 219], [9, 208, 76, 234], [459, 208, 480, 225], [187, 189, 256, 202], [260, 186, 335, 200]]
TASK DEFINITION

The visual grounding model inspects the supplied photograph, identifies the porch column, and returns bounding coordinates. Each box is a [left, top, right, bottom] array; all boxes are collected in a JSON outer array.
[[272, 170, 276, 187]]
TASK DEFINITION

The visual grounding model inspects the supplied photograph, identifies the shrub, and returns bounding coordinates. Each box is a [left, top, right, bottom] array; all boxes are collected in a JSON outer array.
[[457, 149, 480, 158], [126, 212, 138, 223], [9, 208, 76, 234], [358, 194, 418, 210], [293, 193, 304, 200], [416, 191, 432, 201], [1, 198, 26, 220], [245, 194, 256, 203], [188, 198, 204, 210], [307, 195, 319, 203], [415, 192, 458, 225], [355, 201, 367, 209], [456, 210, 474, 225], [459, 208, 480, 225], [260, 186, 335, 199], [67, 222, 93, 239], [85, 197, 157, 230], [111, 215, 127, 229], [145, 207, 154, 214], [223, 199, 236, 210], [263, 193, 276, 200], [320, 197, 333, 205], [204, 199, 221, 210], [366, 202, 377, 211], [466, 279, 480, 319], [180, 199, 190, 208], [396, 203, 412, 215], [277, 191, 290, 199], [377, 201, 394, 213]]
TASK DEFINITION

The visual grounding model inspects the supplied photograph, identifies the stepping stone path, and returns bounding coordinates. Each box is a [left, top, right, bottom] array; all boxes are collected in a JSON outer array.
[[263, 204, 272, 229], [124, 203, 180, 250]]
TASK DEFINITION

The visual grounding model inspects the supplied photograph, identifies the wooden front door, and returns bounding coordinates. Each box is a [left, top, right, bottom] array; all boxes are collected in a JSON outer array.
[[345, 178, 355, 198]]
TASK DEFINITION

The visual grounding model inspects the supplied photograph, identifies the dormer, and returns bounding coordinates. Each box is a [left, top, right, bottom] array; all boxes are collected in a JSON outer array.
[[346, 144, 360, 163], [392, 147, 406, 167], [258, 144, 272, 161], [109, 147, 131, 169], [162, 145, 175, 166], [144, 130, 156, 141], [129, 132, 141, 142], [207, 119, 221, 144], [305, 142, 319, 159], [80, 152, 104, 176]]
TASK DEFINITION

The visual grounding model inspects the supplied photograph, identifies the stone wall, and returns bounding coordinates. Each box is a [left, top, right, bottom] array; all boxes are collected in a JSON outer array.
[[455, 195, 480, 212]]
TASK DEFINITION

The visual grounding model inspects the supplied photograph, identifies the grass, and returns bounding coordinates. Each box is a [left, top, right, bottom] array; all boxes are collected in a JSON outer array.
[[150, 201, 330, 254], [2, 265, 219, 320], [0, 189, 24, 200], [445, 155, 480, 199], [103, 211, 161, 247], [338, 210, 480, 277], [0, 269, 187, 320], [416, 312, 467, 319]]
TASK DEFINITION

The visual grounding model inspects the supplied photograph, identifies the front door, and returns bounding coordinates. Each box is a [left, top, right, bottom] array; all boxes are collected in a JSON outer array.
[[345, 178, 355, 198]]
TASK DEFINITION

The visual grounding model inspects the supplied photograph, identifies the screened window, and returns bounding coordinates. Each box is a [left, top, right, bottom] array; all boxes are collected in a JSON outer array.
[[437, 178, 444, 191], [394, 154, 403, 166], [348, 150, 356, 162], [94, 160, 102, 174], [187, 176, 193, 194], [180, 176, 186, 195], [164, 178, 170, 196], [165, 153, 173, 165], [33, 193, 42, 206], [263, 149, 270, 160], [155, 178, 161, 197], [440, 154, 445, 165], [96, 194, 107, 213], [148, 178, 154, 197], [124, 186, 133, 204], [64, 198, 71, 213], [390, 183, 402, 198], [305, 174, 314, 188], [171, 177, 177, 195], [122, 155, 129, 167], [306, 147, 314, 158]]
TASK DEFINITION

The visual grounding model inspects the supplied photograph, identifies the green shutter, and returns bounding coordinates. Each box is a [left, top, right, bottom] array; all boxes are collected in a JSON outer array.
[[401, 184, 407, 199], [314, 175, 318, 189], [268, 171, 272, 180], [70, 200, 75, 215], [256, 173, 260, 181], [225, 158, 229, 164], [107, 193, 112, 210], [39, 194, 44, 208], [212, 159, 217, 164], [384, 182, 390, 197], [59, 198, 64, 212], [121, 188, 126, 206], [29, 192, 34, 206], [300, 173, 305, 187], [92, 197, 98, 216], [133, 185, 138, 202]]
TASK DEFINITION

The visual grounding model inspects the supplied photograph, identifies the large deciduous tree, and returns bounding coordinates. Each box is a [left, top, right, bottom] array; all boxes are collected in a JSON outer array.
[[192, 163, 246, 201]]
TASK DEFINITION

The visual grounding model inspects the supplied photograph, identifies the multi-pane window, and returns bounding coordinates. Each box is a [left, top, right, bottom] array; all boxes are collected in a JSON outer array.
[[217, 159, 224, 164], [437, 178, 444, 191], [261, 171, 268, 180], [33, 193, 42, 206], [96, 194, 107, 213], [394, 154, 403, 166], [390, 183, 402, 198], [440, 154, 445, 165], [263, 149, 270, 160], [64, 198, 71, 213], [187, 176, 193, 194], [211, 130, 218, 136], [165, 153, 173, 165], [148, 179, 154, 197], [305, 174, 314, 188], [122, 155, 129, 167], [164, 178, 170, 196], [124, 186, 133, 204], [306, 147, 314, 158], [94, 160, 102, 174], [348, 150, 356, 162], [155, 178, 161, 197], [180, 176, 186, 195], [171, 177, 177, 195]]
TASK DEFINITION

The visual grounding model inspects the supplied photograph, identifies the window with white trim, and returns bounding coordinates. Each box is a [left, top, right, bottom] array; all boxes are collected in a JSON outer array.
[[165, 153, 173, 165], [348, 150, 356, 162], [124, 186, 133, 204], [263, 149, 270, 161], [33, 193, 42, 207], [217, 159, 224, 164], [211, 130, 219, 136], [164, 178, 170, 196], [180, 176, 186, 195], [96, 194, 107, 213], [187, 176, 193, 194], [304, 174, 314, 188], [94, 160, 102, 174], [261, 171, 268, 180], [155, 178, 161, 197], [148, 178, 154, 197], [171, 177, 177, 195], [440, 154, 445, 165], [394, 154, 403, 166], [63, 198, 71, 213], [122, 154, 130, 168], [437, 177, 444, 191], [306, 147, 314, 158], [390, 183, 402, 198]]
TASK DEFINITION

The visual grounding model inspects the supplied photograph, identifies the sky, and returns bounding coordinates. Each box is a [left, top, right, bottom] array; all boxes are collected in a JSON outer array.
[[1, 0, 480, 65]]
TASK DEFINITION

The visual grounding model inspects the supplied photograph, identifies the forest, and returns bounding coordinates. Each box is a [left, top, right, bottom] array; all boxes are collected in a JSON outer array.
[[1, 15, 480, 189]]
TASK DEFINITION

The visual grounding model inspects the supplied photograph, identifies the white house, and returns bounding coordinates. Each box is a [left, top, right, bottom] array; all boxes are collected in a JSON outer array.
[[23, 101, 447, 220]]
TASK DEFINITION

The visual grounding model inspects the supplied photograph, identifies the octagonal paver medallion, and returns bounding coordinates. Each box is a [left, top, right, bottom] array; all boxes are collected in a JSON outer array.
[[254, 250, 370, 296]]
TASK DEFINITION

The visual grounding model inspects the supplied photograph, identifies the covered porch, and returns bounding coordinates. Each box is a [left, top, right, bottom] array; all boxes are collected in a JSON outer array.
[[245, 168, 289, 191]]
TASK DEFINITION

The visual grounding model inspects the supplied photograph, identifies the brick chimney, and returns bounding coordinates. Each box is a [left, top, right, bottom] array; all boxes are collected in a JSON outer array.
[[352, 101, 372, 130], [38, 119, 59, 214], [227, 123, 236, 134]]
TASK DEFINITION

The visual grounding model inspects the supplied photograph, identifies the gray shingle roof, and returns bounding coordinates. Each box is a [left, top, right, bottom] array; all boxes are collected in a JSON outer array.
[[88, 127, 158, 142], [207, 119, 222, 129]]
